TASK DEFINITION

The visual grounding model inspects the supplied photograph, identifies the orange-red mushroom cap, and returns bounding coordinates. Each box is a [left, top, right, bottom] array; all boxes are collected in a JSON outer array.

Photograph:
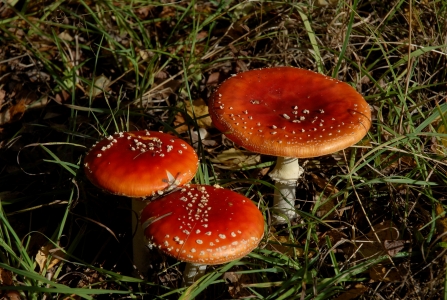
[[140, 184, 264, 265], [84, 130, 198, 197], [209, 67, 371, 158]]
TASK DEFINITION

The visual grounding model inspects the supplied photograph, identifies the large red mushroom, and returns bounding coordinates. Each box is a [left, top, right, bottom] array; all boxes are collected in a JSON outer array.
[[84, 130, 199, 273], [209, 67, 371, 223], [140, 184, 265, 285]]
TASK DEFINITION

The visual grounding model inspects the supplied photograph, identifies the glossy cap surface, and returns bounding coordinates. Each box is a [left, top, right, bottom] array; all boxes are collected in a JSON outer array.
[[84, 130, 198, 197], [141, 184, 264, 265], [209, 67, 371, 158]]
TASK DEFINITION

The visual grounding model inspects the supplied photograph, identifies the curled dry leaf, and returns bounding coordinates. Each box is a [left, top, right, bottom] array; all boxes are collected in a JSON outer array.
[[58, 31, 73, 42], [356, 220, 401, 259], [318, 229, 348, 249], [189, 128, 217, 148], [223, 272, 252, 299], [89, 74, 111, 98], [432, 123, 447, 155], [135, 6, 152, 19], [0, 268, 13, 285], [36, 243, 65, 272], [0, 99, 26, 126], [174, 98, 213, 133], [435, 203, 447, 243], [369, 264, 403, 282], [267, 227, 305, 257], [383, 239, 406, 256], [210, 148, 260, 170], [346, 221, 406, 282], [0, 268, 21, 300], [333, 284, 368, 300], [206, 72, 221, 86], [267, 234, 304, 258]]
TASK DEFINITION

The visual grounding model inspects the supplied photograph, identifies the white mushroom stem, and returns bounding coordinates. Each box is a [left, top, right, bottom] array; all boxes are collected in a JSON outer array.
[[269, 157, 304, 224], [182, 263, 207, 286], [132, 198, 150, 275]]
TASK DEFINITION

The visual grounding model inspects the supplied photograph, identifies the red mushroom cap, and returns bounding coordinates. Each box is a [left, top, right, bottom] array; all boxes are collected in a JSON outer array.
[[140, 184, 264, 265], [84, 130, 198, 197], [209, 67, 371, 158]]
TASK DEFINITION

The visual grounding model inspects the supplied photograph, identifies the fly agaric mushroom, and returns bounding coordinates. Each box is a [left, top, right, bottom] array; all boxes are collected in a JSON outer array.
[[209, 67, 371, 223], [84, 130, 199, 273], [140, 184, 265, 285]]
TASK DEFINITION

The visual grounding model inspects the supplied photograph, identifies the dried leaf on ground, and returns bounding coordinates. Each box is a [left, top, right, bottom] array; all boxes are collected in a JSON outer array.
[[0, 99, 26, 126], [0, 268, 14, 285], [435, 203, 447, 243], [357, 220, 400, 258], [0, 89, 5, 108], [0, 268, 21, 300], [210, 148, 260, 170], [369, 264, 403, 282], [89, 74, 111, 98], [319, 229, 348, 249], [36, 243, 65, 272], [432, 123, 447, 155], [333, 284, 368, 300], [206, 72, 221, 86], [58, 31, 73, 42], [189, 128, 217, 148], [345, 221, 405, 282], [174, 98, 213, 133], [223, 272, 252, 298], [267, 227, 304, 257], [383, 239, 405, 256]]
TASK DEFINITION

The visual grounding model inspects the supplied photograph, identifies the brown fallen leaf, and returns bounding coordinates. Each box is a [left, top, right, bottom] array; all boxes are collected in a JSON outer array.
[[189, 128, 217, 148], [383, 239, 406, 256], [135, 6, 153, 19], [346, 221, 406, 282], [36, 243, 65, 272], [210, 148, 260, 170], [223, 272, 252, 299], [206, 72, 221, 86], [0, 268, 21, 300], [89, 74, 111, 98], [319, 229, 348, 248], [184, 98, 213, 128], [174, 98, 213, 133], [267, 227, 304, 257], [435, 203, 447, 243], [369, 264, 403, 282], [0, 99, 26, 126], [0, 268, 13, 285], [357, 220, 400, 259], [333, 284, 368, 300]]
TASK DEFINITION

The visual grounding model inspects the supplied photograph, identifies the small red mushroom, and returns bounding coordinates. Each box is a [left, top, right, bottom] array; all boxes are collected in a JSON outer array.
[[84, 130, 199, 198], [140, 184, 265, 285], [84, 130, 199, 273], [209, 67, 371, 223]]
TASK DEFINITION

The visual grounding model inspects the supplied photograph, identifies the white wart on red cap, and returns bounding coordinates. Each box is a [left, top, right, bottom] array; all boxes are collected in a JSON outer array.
[[140, 184, 264, 265], [84, 130, 198, 197], [209, 67, 371, 158]]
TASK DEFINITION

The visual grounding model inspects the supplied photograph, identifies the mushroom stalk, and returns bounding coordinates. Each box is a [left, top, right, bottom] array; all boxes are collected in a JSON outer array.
[[269, 157, 304, 224], [182, 263, 207, 286], [132, 199, 150, 275]]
